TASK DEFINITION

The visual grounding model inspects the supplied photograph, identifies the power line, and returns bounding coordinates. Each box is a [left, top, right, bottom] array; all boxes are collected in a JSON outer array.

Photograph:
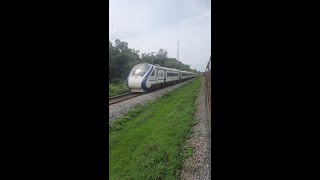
[[112, 25, 155, 48], [111, 24, 158, 52], [110, 24, 189, 60], [109, 34, 152, 54], [110, 32, 154, 53]]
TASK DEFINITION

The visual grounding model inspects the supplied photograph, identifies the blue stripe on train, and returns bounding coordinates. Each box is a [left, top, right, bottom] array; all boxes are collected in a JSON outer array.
[[141, 66, 154, 92]]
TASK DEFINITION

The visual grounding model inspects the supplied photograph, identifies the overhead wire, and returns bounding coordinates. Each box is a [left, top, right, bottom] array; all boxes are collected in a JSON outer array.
[[109, 32, 151, 54], [111, 24, 158, 52], [109, 24, 199, 70]]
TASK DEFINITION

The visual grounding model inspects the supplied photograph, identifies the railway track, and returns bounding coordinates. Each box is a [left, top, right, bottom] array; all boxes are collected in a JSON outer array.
[[109, 92, 143, 105], [109, 78, 198, 105]]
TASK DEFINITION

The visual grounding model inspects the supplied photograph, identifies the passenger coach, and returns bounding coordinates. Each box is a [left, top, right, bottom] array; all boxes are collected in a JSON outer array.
[[127, 63, 198, 92]]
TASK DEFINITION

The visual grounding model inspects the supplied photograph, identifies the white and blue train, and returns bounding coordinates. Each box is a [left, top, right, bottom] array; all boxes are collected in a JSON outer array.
[[127, 63, 198, 92]]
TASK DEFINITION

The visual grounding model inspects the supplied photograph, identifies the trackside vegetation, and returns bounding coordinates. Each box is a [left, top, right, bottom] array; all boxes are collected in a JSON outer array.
[[109, 78, 201, 179], [109, 39, 199, 82], [108, 38, 200, 97], [109, 79, 129, 97]]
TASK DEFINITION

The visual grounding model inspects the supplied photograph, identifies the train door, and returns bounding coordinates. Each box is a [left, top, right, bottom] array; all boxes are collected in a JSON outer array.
[[158, 69, 164, 83], [149, 67, 156, 83], [164, 70, 166, 83]]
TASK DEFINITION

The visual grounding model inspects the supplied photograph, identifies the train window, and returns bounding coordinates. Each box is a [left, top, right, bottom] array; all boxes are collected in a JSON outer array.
[[134, 63, 150, 69], [151, 70, 155, 76], [132, 68, 147, 76], [131, 63, 151, 76]]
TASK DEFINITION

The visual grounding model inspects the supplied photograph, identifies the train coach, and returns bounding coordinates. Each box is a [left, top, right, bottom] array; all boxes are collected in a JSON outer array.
[[127, 63, 198, 92]]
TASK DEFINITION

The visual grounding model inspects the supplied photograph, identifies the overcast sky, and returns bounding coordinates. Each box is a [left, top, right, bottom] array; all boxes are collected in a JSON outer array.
[[109, 0, 211, 72]]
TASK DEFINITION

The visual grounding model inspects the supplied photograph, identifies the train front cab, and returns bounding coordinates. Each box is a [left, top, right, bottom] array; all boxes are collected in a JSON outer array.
[[128, 63, 153, 92]]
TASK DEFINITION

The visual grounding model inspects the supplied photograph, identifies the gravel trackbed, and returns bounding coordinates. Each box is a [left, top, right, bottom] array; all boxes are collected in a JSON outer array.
[[109, 79, 195, 123]]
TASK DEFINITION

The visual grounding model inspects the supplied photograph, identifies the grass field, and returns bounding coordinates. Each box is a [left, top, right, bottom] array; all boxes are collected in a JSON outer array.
[[109, 77, 201, 179], [109, 79, 130, 97]]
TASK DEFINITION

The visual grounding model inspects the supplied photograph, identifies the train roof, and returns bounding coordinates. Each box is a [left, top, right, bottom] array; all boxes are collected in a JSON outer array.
[[134, 63, 198, 74]]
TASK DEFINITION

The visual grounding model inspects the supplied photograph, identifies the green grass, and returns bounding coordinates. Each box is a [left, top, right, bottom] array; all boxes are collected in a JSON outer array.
[[109, 79, 130, 97], [109, 77, 202, 180]]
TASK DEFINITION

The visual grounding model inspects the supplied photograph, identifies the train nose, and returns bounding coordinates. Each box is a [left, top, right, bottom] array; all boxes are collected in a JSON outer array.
[[128, 76, 143, 89]]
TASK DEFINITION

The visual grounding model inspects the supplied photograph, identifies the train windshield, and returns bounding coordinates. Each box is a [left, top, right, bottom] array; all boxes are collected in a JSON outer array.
[[131, 64, 151, 76], [132, 68, 147, 76]]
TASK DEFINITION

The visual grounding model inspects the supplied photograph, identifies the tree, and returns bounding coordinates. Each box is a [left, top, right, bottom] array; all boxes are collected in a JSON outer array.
[[109, 38, 198, 82]]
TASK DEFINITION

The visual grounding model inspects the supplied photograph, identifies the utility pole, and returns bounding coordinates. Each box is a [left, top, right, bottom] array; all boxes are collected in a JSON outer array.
[[151, 52, 155, 64], [177, 40, 179, 61], [177, 40, 181, 70], [112, 25, 114, 39]]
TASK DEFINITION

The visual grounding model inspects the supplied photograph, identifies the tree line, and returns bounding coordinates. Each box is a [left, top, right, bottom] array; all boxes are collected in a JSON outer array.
[[109, 39, 199, 82]]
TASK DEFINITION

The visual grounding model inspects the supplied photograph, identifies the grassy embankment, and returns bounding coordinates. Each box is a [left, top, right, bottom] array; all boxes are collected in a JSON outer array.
[[109, 77, 201, 179], [109, 79, 130, 97]]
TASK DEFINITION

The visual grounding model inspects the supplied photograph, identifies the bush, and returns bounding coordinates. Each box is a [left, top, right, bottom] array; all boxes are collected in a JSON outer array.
[[109, 80, 129, 97], [110, 78, 124, 84]]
